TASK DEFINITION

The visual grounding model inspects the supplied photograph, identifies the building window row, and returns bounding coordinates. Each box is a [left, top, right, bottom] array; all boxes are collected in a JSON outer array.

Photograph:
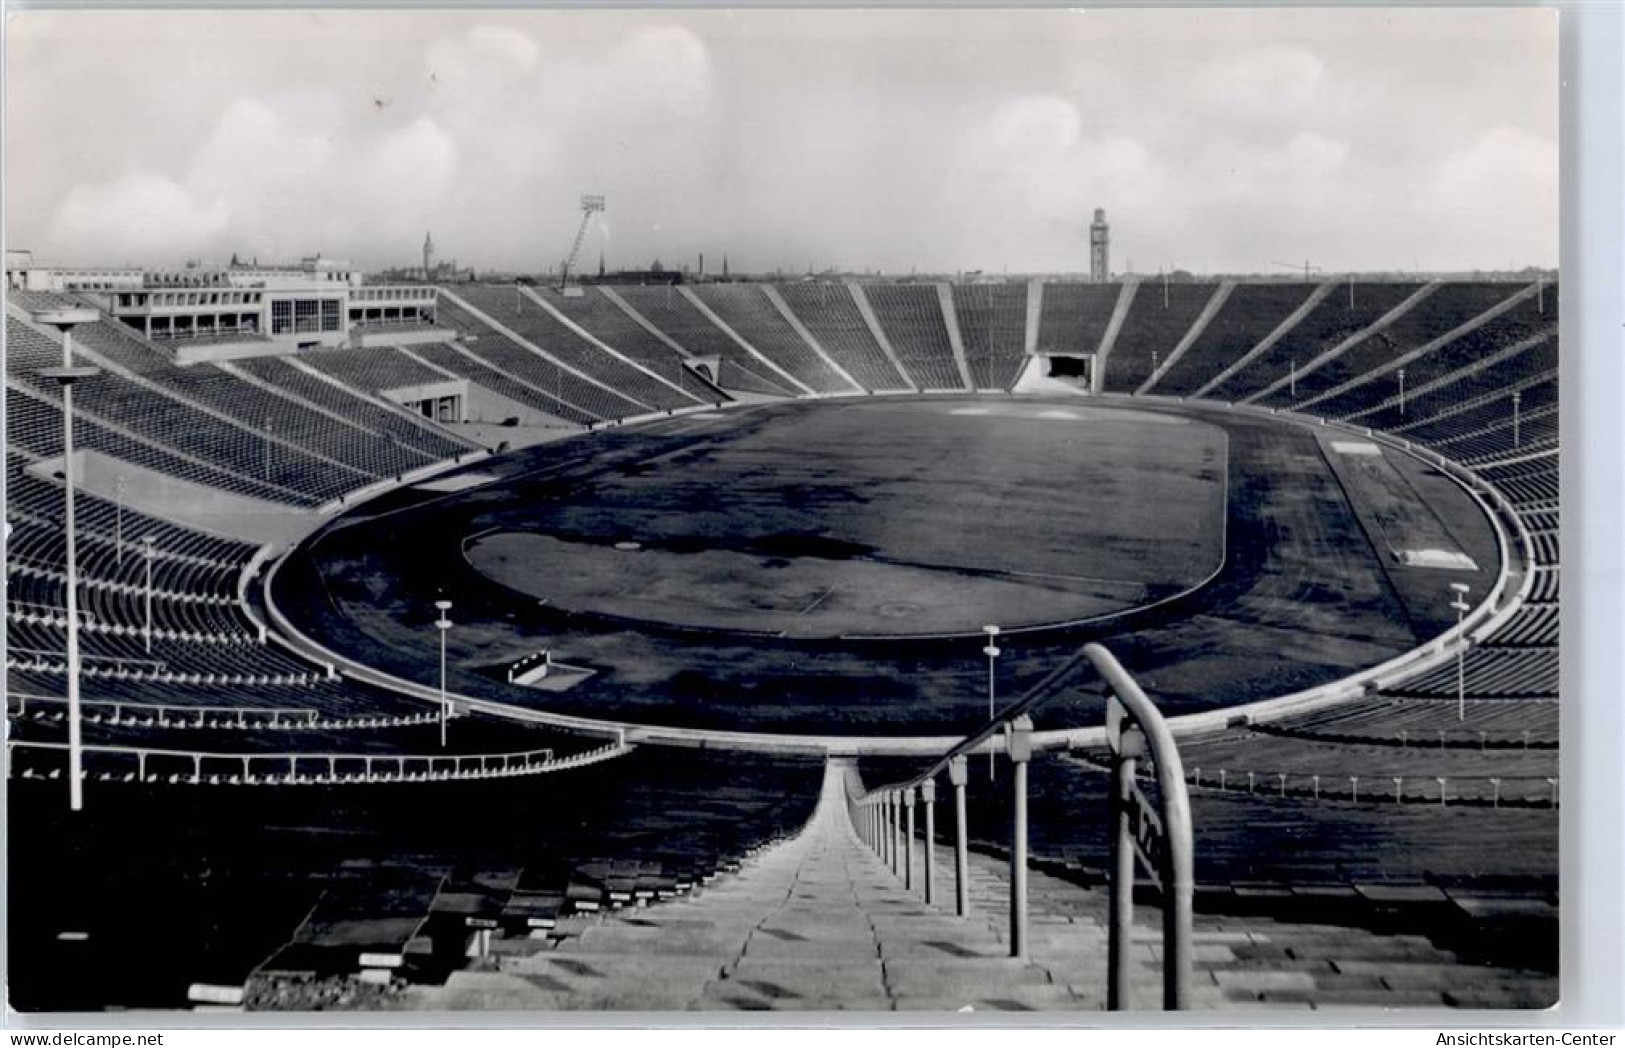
[[353, 286, 435, 302], [118, 290, 265, 308]]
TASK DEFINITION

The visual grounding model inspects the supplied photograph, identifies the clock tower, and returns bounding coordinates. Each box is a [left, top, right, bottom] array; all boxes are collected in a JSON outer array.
[[1089, 209, 1110, 282]]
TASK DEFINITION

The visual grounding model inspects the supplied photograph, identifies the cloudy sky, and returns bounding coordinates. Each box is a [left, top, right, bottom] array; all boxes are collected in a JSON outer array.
[[5, 8, 1557, 276]]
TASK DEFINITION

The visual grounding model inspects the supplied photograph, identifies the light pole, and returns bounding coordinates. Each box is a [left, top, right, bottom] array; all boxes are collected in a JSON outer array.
[[34, 306, 101, 812], [1512, 390, 1522, 449], [435, 599, 453, 747], [142, 535, 157, 653], [263, 414, 273, 482], [983, 624, 1001, 781], [114, 475, 125, 569], [1449, 582, 1472, 722], [1397, 367, 1407, 416]]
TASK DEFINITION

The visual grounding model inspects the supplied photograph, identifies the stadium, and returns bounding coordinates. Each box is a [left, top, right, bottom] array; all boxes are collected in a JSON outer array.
[[4, 249, 1561, 1011]]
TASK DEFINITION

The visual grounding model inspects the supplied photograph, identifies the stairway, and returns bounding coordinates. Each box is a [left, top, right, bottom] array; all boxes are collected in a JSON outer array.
[[409, 759, 1553, 1012]]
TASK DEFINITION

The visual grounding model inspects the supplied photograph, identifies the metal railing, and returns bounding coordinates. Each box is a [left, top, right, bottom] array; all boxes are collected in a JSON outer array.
[[846, 642, 1195, 1010], [6, 693, 440, 732], [6, 734, 632, 787]]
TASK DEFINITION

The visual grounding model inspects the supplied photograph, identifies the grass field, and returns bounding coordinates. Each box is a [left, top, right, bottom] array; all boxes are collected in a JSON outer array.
[[464, 399, 1227, 638]]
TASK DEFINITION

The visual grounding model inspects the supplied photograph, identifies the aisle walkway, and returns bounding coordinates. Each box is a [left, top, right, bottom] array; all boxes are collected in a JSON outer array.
[[412, 759, 1552, 1012]]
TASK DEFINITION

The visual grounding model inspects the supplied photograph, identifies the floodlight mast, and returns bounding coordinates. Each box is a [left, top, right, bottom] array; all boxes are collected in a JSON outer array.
[[559, 195, 606, 292]]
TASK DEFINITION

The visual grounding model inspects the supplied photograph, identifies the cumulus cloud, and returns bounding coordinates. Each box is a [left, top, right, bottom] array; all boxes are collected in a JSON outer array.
[[49, 173, 230, 262], [9, 9, 1556, 273], [1422, 127, 1557, 266]]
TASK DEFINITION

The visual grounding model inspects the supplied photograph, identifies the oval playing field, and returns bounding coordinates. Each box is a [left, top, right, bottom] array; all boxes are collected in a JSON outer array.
[[275, 395, 1502, 736], [464, 400, 1228, 639]]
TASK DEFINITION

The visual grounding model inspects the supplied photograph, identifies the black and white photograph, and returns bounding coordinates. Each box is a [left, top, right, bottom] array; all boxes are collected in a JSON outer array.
[[2, 3, 1605, 1026]]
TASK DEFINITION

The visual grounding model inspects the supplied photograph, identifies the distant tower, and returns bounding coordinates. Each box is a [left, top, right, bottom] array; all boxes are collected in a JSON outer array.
[[722, 254, 730, 280], [598, 249, 606, 279], [423, 232, 436, 280], [1089, 209, 1110, 282], [698, 252, 705, 278]]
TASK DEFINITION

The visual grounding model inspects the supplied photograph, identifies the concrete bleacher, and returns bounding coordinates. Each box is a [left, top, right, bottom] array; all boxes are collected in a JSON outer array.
[[1206, 282, 1428, 402], [6, 387, 294, 505], [235, 749, 822, 1001], [302, 345, 454, 394], [401, 341, 595, 426], [451, 285, 699, 412], [1171, 729, 1556, 805], [1261, 283, 1525, 410], [1357, 341, 1557, 435], [71, 320, 432, 483], [1301, 290, 1555, 420], [528, 286, 725, 405], [1258, 697, 1558, 749], [8, 318, 368, 505], [1035, 283, 1120, 360], [412, 761, 1552, 1011], [1152, 283, 1318, 397], [431, 298, 644, 422], [776, 283, 911, 392], [950, 283, 1029, 390], [862, 283, 966, 390], [234, 356, 474, 461], [1101, 283, 1218, 393], [690, 284, 854, 394], [612, 286, 798, 396]]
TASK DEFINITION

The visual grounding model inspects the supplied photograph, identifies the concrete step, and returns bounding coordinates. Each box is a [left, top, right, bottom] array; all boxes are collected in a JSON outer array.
[[881, 958, 1054, 995], [740, 936, 881, 959], [891, 985, 1097, 1011], [708, 960, 890, 1004]]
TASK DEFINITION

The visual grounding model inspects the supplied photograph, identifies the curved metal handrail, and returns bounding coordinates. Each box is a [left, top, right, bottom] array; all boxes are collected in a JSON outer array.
[[848, 642, 1195, 1010]]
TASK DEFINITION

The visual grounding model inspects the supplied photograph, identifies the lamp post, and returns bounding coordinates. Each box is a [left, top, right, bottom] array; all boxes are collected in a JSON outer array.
[[34, 306, 101, 812], [1449, 583, 1471, 721], [982, 624, 1001, 781], [1512, 390, 1522, 449], [263, 414, 274, 482], [114, 475, 125, 569], [1397, 367, 1407, 416], [142, 535, 157, 654], [435, 599, 453, 747]]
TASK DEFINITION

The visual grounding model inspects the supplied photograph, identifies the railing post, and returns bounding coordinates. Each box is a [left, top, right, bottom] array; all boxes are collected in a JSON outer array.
[[1008, 715, 1033, 961], [921, 778, 938, 906], [888, 792, 900, 874], [877, 796, 890, 864], [877, 794, 887, 864], [1108, 724, 1139, 1010], [949, 755, 970, 917], [904, 786, 917, 891]]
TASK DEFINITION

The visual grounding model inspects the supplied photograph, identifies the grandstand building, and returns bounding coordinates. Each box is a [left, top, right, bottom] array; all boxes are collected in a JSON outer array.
[[5, 256, 447, 363]]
